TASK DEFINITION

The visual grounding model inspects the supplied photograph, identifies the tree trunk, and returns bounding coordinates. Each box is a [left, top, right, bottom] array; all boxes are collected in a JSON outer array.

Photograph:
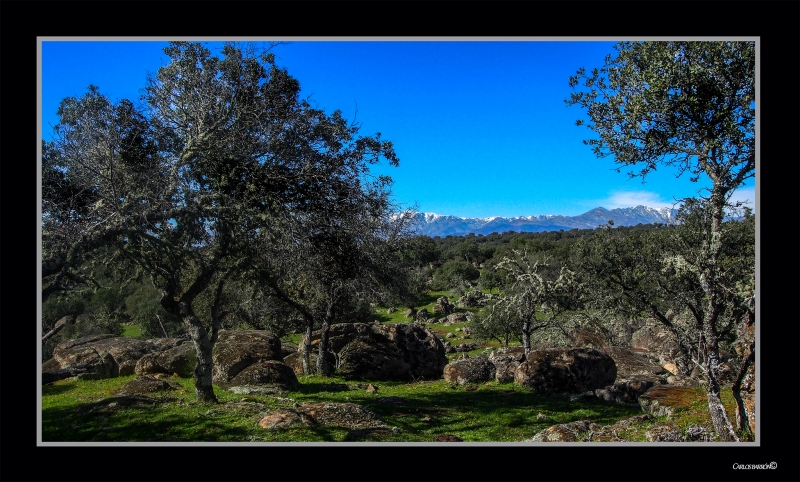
[[179, 302, 218, 403], [732, 345, 755, 436], [698, 194, 739, 441], [700, 295, 739, 442], [704, 357, 739, 442], [522, 321, 531, 356], [316, 315, 334, 376], [41, 323, 66, 343], [302, 322, 313, 375], [732, 302, 756, 436]]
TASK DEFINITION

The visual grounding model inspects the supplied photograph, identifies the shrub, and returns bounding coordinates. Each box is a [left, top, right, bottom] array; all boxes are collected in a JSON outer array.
[[432, 259, 480, 291]]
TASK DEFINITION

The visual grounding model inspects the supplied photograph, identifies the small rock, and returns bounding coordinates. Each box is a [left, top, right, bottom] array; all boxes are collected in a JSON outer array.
[[434, 434, 463, 442]]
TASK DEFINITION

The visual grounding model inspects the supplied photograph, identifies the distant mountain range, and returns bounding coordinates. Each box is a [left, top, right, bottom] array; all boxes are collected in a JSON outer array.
[[407, 206, 680, 237]]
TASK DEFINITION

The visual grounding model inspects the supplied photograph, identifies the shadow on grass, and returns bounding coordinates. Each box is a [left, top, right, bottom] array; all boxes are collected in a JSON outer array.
[[356, 385, 644, 441], [296, 382, 352, 395], [42, 382, 79, 397], [42, 400, 254, 442]]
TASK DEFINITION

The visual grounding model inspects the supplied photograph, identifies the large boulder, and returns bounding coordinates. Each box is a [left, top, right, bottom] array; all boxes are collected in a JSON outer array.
[[443, 357, 496, 385], [211, 330, 283, 383], [52, 335, 156, 378], [601, 346, 668, 381], [630, 323, 690, 376], [489, 347, 526, 383], [594, 379, 655, 405], [299, 323, 447, 381], [442, 312, 468, 324], [432, 296, 456, 315], [227, 360, 300, 391], [135, 340, 196, 378], [637, 385, 698, 419], [259, 402, 385, 431], [456, 290, 491, 308], [114, 375, 181, 396], [526, 420, 602, 442], [514, 348, 617, 393], [283, 350, 321, 376]]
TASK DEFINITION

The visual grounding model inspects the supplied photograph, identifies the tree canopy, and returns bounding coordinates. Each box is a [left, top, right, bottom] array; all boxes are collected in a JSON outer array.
[[42, 41, 405, 402], [566, 41, 755, 203], [567, 40, 756, 441]]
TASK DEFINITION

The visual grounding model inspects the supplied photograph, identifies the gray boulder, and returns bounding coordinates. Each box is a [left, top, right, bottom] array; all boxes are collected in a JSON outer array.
[[527, 420, 602, 442], [135, 341, 196, 378], [514, 348, 617, 393], [630, 323, 690, 376], [443, 312, 468, 324], [456, 290, 490, 308], [298, 323, 447, 381], [283, 350, 321, 376], [433, 296, 456, 315], [594, 379, 655, 404], [52, 335, 156, 378], [489, 347, 526, 383], [227, 360, 300, 391], [601, 346, 668, 381], [443, 357, 496, 385], [211, 330, 283, 383]]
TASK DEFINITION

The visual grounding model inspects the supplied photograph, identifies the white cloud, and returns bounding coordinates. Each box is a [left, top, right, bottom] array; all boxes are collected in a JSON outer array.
[[728, 187, 756, 212], [602, 191, 680, 210], [599, 187, 756, 213]]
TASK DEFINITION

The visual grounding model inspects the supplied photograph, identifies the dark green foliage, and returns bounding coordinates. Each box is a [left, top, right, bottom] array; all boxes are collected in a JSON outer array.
[[431, 259, 480, 292], [125, 286, 184, 338], [61, 307, 126, 340], [42, 292, 86, 327], [42, 41, 406, 400], [396, 235, 440, 267], [468, 302, 521, 348]]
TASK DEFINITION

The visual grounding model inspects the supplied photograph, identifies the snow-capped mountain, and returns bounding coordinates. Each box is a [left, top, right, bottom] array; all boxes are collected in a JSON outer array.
[[408, 206, 679, 237]]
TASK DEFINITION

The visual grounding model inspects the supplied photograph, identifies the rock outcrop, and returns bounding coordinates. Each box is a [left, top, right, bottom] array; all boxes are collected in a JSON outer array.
[[514, 348, 617, 393], [489, 347, 526, 383], [211, 330, 283, 384], [443, 357, 496, 385], [226, 360, 300, 392], [135, 340, 196, 377], [296, 323, 448, 381], [51, 335, 156, 379], [259, 402, 386, 430]]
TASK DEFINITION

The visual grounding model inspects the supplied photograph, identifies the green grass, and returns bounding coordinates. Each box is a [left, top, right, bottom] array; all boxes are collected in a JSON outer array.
[[121, 323, 143, 338], [42, 374, 649, 443], [61, 292, 744, 443], [372, 291, 457, 324]]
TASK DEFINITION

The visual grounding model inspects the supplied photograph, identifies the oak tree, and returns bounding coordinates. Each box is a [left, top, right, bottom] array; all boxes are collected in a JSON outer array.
[[567, 41, 755, 440], [42, 42, 401, 402]]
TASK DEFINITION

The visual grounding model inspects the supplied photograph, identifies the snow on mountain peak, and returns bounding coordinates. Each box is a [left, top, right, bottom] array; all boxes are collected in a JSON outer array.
[[408, 206, 679, 237]]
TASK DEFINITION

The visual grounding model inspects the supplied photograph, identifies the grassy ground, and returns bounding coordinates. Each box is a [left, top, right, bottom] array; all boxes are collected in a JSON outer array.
[[41, 370, 744, 443], [77, 290, 745, 443], [121, 322, 143, 338], [43, 374, 644, 443]]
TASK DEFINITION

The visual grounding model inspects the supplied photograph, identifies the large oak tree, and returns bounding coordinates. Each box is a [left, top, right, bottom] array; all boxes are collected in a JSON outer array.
[[567, 41, 755, 441], [41, 42, 401, 402]]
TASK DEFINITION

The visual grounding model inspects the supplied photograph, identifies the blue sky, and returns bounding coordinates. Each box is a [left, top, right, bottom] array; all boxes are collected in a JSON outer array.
[[40, 39, 756, 219]]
